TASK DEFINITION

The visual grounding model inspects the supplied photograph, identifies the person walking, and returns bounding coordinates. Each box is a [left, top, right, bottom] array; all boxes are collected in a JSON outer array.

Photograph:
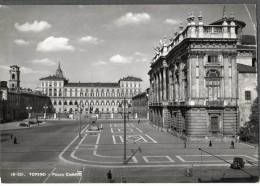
[[107, 169, 112, 183], [138, 119, 140, 124], [230, 140, 235, 149], [209, 140, 212, 147]]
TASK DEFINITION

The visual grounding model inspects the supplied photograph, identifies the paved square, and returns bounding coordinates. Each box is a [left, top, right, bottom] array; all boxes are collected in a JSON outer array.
[[112, 134, 157, 144], [143, 156, 175, 163]]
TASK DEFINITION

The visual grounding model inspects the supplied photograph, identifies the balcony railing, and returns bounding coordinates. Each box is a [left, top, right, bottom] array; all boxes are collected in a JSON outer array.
[[206, 100, 224, 107]]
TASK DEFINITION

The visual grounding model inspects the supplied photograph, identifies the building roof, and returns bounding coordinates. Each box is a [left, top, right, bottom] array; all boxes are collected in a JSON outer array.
[[237, 63, 257, 73], [209, 17, 246, 28], [119, 76, 142, 82], [65, 82, 119, 87], [39, 75, 66, 81]]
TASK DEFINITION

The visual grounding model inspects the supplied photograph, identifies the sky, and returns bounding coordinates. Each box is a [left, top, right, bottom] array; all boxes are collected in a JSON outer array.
[[0, 4, 256, 91]]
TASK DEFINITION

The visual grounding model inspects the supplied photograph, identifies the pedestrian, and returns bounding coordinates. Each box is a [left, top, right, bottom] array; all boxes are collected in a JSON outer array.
[[13, 136, 18, 144], [138, 119, 140, 124], [184, 137, 187, 148], [209, 140, 212, 147], [107, 169, 112, 183], [230, 140, 235, 149]]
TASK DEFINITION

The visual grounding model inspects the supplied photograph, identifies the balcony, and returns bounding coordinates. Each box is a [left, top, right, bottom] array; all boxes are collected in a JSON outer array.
[[206, 100, 224, 107]]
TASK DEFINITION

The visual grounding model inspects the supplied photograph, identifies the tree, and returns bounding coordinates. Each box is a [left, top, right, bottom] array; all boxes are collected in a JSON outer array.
[[245, 97, 259, 143]]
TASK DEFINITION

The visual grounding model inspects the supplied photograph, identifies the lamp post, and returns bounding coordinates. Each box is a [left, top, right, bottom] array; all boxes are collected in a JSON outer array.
[[26, 105, 32, 127], [118, 97, 131, 164], [43, 104, 48, 121], [78, 101, 84, 138]]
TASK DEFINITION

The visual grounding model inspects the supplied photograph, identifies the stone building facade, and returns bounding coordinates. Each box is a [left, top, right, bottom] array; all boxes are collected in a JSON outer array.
[[0, 66, 53, 123], [39, 63, 142, 114], [148, 13, 256, 139], [132, 88, 149, 119]]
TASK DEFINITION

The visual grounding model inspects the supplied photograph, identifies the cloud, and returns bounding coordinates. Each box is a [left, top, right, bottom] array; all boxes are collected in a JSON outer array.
[[32, 58, 56, 66], [93, 52, 149, 66], [79, 36, 103, 45], [20, 66, 49, 74], [14, 20, 51, 32], [0, 5, 9, 9], [164, 19, 178, 25], [36, 36, 75, 52], [110, 54, 131, 64], [133, 52, 149, 63], [0, 65, 9, 70], [92, 61, 107, 66], [115, 12, 151, 26], [14, 39, 29, 46], [0, 65, 48, 74]]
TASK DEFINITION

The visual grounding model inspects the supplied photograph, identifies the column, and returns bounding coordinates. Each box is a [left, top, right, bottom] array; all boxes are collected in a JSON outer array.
[[168, 68, 173, 101], [163, 67, 167, 101]]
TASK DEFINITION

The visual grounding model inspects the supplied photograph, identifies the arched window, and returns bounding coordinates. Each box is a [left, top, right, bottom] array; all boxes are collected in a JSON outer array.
[[54, 101, 57, 105], [206, 69, 221, 101], [64, 101, 67, 105], [74, 101, 78, 105], [69, 101, 73, 105], [58, 100, 62, 105]]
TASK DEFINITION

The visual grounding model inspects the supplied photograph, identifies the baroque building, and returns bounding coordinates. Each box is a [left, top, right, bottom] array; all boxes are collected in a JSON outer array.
[[0, 66, 53, 123], [148, 12, 257, 139], [39, 63, 142, 114]]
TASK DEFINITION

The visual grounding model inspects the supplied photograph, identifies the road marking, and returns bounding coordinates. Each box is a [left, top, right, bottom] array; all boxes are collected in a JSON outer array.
[[96, 133, 100, 145], [43, 168, 56, 183], [176, 155, 186, 162], [78, 167, 85, 183], [143, 156, 175, 163], [135, 127, 143, 133], [179, 154, 259, 163], [58, 125, 89, 163], [112, 135, 117, 144], [145, 134, 158, 143], [110, 128, 114, 133], [253, 155, 258, 158]]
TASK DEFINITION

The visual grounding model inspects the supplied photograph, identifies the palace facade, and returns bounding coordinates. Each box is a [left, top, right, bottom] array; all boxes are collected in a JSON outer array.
[[0, 66, 53, 123], [148, 12, 257, 139], [39, 64, 142, 114]]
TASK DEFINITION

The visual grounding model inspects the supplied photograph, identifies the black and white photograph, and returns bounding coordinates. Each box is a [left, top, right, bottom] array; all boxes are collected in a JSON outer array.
[[0, 1, 259, 183]]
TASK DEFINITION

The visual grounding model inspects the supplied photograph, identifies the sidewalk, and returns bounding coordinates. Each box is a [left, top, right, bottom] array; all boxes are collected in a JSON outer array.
[[0, 120, 47, 131]]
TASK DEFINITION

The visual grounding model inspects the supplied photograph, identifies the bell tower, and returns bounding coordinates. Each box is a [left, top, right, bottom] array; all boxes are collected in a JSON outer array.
[[9, 65, 20, 89]]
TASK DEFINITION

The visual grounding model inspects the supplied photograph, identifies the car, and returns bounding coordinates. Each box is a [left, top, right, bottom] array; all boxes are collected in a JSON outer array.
[[230, 157, 245, 169]]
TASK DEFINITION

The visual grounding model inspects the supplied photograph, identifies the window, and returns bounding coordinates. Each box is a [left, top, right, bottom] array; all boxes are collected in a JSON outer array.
[[208, 55, 218, 63], [252, 58, 256, 67], [206, 69, 221, 101], [64, 101, 67, 105], [58, 101, 62, 105], [12, 74, 15, 80], [54, 101, 57, 105], [245, 91, 251, 100], [69, 101, 73, 105]]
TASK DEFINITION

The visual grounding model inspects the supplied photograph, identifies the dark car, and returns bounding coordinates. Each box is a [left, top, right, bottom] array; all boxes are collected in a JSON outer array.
[[230, 157, 245, 169]]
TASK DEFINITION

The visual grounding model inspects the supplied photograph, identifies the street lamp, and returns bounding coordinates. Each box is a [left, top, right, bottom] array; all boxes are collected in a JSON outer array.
[[118, 97, 132, 164], [77, 101, 84, 138], [26, 105, 32, 127], [43, 104, 48, 121]]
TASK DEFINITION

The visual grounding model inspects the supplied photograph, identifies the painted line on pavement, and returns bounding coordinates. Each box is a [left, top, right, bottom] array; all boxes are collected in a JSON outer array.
[[135, 127, 143, 133], [58, 125, 89, 164], [145, 134, 158, 143], [78, 167, 85, 183], [253, 155, 258, 158], [112, 135, 117, 144], [96, 133, 100, 145], [110, 128, 114, 133], [176, 155, 186, 162], [43, 168, 56, 183], [143, 156, 175, 163]]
